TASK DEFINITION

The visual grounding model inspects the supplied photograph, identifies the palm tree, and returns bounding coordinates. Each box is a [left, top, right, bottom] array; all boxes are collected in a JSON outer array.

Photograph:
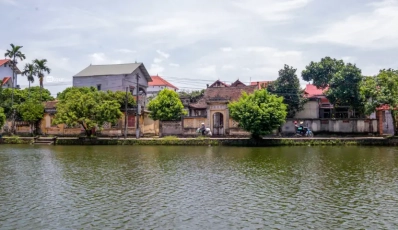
[[4, 44, 26, 134], [22, 63, 37, 98], [33, 59, 51, 100]]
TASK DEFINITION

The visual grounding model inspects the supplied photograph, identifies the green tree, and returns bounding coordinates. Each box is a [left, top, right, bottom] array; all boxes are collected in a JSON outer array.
[[0, 107, 6, 130], [17, 99, 44, 135], [360, 69, 398, 134], [53, 88, 122, 136], [22, 63, 37, 97], [178, 89, 205, 102], [267, 64, 306, 118], [326, 63, 364, 114], [148, 88, 187, 121], [57, 86, 97, 100], [302, 57, 344, 89], [33, 59, 51, 100], [5, 44, 26, 133], [228, 89, 287, 139], [0, 87, 53, 120]]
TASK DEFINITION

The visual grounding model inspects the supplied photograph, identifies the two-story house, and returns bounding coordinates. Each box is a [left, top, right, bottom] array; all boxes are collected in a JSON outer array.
[[73, 62, 152, 107], [0, 59, 21, 88], [147, 75, 178, 97]]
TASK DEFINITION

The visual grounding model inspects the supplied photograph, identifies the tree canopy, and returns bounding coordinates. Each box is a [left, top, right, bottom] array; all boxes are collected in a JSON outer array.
[[148, 88, 187, 121], [53, 87, 123, 136], [360, 69, 398, 134], [0, 107, 6, 129], [17, 99, 44, 135], [326, 63, 363, 113], [228, 89, 287, 138], [302, 57, 344, 89], [178, 89, 205, 102], [267, 64, 306, 118], [0, 87, 53, 118]]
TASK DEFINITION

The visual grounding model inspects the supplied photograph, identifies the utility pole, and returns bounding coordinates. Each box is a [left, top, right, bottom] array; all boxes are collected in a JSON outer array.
[[124, 86, 128, 139], [136, 73, 140, 139]]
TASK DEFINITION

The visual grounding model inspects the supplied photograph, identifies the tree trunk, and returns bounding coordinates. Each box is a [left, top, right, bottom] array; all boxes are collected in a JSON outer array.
[[81, 123, 92, 137]]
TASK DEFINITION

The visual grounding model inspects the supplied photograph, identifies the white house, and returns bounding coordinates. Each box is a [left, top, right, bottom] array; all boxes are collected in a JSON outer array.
[[0, 59, 21, 88], [73, 62, 152, 106], [147, 75, 179, 97]]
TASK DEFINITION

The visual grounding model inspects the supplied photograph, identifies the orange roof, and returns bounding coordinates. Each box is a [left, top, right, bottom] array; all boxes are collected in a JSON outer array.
[[149, 76, 178, 89], [0, 59, 10, 67], [304, 84, 328, 97], [1, 77, 11, 85], [250, 81, 273, 89]]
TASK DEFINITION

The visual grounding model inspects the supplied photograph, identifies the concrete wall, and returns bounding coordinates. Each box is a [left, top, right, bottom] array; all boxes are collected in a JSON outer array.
[[371, 110, 394, 135], [160, 121, 183, 136], [183, 116, 207, 135], [294, 101, 319, 119], [228, 118, 250, 136], [281, 119, 378, 134]]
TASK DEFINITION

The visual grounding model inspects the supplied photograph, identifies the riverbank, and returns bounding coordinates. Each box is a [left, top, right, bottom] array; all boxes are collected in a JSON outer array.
[[1, 136, 398, 146]]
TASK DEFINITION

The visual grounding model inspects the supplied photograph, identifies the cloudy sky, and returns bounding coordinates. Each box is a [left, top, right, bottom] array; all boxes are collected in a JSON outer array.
[[1, 0, 397, 96]]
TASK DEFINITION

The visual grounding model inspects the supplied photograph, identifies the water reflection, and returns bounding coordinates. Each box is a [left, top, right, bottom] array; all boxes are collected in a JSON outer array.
[[1, 145, 398, 229]]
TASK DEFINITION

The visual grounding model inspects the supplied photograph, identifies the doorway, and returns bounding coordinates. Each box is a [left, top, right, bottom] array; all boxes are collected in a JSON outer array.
[[213, 112, 224, 135]]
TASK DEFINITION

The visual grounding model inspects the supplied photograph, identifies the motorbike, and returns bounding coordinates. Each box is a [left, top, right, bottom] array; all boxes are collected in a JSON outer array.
[[196, 128, 212, 136], [295, 125, 314, 137]]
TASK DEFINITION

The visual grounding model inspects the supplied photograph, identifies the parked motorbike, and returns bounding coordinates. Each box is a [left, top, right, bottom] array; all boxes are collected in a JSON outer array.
[[295, 125, 314, 137], [196, 128, 212, 136]]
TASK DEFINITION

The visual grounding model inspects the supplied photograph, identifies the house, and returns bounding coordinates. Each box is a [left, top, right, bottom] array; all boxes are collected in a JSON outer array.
[[0, 59, 21, 88], [73, 62, 152, 107], [294, 84, 331, 119], [184, 79, 258, 135], [250, 81, 273, 89], [147, 75, 179, 97], [1, 77, 12, 88]]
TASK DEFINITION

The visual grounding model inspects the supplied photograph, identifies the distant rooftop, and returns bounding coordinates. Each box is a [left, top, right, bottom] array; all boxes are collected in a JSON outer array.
[[73, 63, 152, 81]]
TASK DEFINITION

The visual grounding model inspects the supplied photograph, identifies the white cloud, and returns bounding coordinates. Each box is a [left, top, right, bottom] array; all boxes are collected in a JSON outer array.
[[221, 64, 235, 70], [303, 0, 398, 49], [115, 49, 136, 54], [89, 53, 122, 65], [169, 63, 180, 67], [153, 58, 163, 64], [149, 64, 164, 75], [197, 65, 217, 76], [233, 0, 312, 21], [220, 47, 233, 52], [156, 50, 170, 59], [0, 0, 17, 5]]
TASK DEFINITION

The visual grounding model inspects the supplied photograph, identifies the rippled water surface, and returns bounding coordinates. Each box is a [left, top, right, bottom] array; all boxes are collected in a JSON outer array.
[[1, 145, 398, 229]]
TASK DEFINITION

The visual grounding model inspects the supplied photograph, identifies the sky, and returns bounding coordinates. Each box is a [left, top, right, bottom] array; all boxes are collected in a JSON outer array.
[[1, 0, 398, 96]]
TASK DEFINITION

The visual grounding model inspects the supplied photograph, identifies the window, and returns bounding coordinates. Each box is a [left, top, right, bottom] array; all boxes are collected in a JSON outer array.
[[97, 84, 101, 91]]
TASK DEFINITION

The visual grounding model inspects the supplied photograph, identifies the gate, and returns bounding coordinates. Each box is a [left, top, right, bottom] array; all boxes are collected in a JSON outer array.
[[213, 112, 224, 135]]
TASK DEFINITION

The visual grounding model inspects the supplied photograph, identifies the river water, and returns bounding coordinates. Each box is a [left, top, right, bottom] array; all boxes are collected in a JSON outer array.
[[1, 145, 398, 229]]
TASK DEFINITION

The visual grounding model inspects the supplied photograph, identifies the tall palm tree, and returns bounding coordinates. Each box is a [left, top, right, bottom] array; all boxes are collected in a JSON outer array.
[[5, 44, 26, 134], [33, 59, 51, 100], [22, 63, 37, 98]]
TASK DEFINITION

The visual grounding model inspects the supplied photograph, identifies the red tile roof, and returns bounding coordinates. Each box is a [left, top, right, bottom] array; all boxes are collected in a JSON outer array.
[[0, 59, 21, 74], [149, 76, 178, 89], [43, 100, 59, 109], [1, 77, 11, 85], [304, 84, 328, 97], [0, 59, 10, 67]]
